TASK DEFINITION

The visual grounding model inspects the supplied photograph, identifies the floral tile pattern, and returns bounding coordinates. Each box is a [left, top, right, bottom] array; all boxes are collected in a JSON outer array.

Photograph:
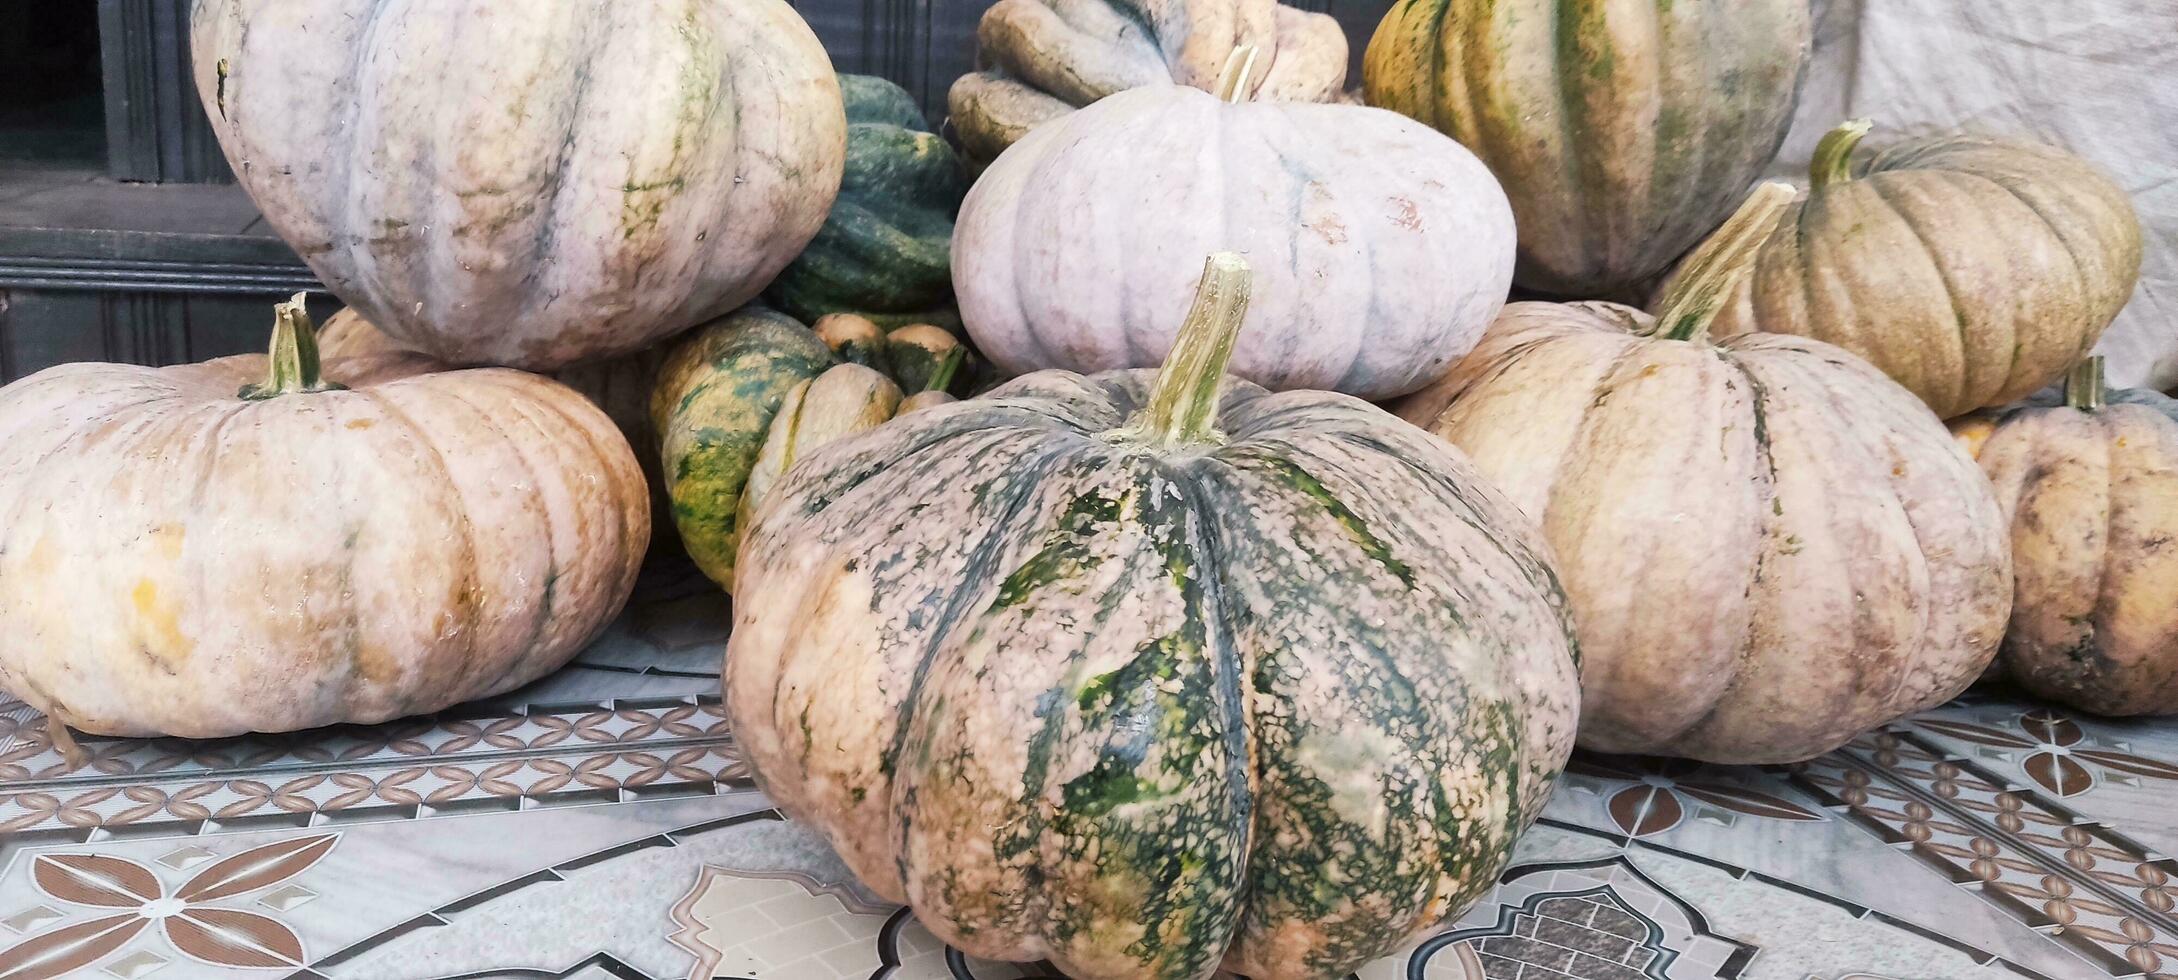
[[0, 571, 2170, 980], [0, 833, 335, 977]]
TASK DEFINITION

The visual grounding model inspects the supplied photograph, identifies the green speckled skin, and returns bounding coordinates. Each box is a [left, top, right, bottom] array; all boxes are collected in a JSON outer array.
[[650, 308, 835, 587], [728, 370, 1581, 980], [766, 74, 969, 328]]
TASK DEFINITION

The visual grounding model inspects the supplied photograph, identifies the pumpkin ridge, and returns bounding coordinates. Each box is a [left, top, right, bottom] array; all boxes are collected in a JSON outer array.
[[1548, 0, 1599, 280], [351, 385, 489, 692], [1645, 345, 1780, 751], [1952, 168, 2101, 378], [1860, 176, 1979, 416]]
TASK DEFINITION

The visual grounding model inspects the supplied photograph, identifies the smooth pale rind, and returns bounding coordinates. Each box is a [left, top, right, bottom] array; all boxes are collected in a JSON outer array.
[[947, 0, 1349, 165], [191, 0, 846, 369], [728, 370, 1579, 980], [1713, 136, 2146, 419], [1400, 302, 2010, 763], [954, 86, 1517, 401], [1362, 0, 1811, 296], [1957, 388, 2178, 715], [0, 353, 649, 739]]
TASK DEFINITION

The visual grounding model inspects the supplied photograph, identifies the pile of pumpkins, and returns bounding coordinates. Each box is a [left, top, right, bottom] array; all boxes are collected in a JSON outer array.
[[0, 0, 2162, 978]]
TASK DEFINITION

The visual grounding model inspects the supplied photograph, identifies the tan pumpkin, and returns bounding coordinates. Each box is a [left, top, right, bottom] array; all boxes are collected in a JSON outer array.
[[1362, 0, 1812, 297], [1951, 359, 2178, 716], [192, 0, 845, 369], [0, 297, 649, 745], [1709, 121, 2145, 419], [319, 309, 677, 553], [947, 0, 1348, 166], [954, 50, 1516, 401], [1399, 184, 2012, 763]]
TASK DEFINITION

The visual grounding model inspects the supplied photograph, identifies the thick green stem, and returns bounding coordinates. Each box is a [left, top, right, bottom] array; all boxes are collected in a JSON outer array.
[[1651, 182, 1798, 344], [2065, 357, 2107, 411], [1811, 119, 1874, 190], [1214, 46, 1260, 103], [1119, 253, 1253, 447], [923, 346, 966, 394], [240, 293, 342, 400]]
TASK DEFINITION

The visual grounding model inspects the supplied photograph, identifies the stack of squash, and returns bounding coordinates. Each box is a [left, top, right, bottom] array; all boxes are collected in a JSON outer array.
[[0, 1, 2159, 978]]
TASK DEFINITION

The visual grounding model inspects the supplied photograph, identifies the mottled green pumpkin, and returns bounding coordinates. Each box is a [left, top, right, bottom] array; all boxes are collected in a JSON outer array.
[[765, 75, 969, 331], [728, 255, 1580, 980], [651, 310, 962, 590], [1951, 359, 2178, 716], [1362, 0, 1811, 296]]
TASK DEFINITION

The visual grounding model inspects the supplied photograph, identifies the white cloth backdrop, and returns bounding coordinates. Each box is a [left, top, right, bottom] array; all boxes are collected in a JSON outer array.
[[1779, 0, 2177, 392]]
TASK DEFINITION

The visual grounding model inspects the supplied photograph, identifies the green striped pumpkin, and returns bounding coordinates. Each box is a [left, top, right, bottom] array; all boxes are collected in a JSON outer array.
[[1362, 0, 1811, 297], [728, 254, 1580, 980], [651, 310, 963, 591], [765, 75, 969, 332]]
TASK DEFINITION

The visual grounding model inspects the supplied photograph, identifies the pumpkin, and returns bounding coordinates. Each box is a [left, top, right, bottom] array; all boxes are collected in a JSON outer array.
[[652, 311, 963, 591], [1398, 184, 2012, 764], [1362, 0, 1811, 297], [0, 297, 649, 745], [728, 253, 1579, 980], [1950, 359, 2178, 715], [763, 75, 970, 332], [954, 50, 1516, 401], [1707, 121, 2146, 420], [946, 0, 1349, 167], [319, 309, 680, 554], [191, 0, 845, 370]]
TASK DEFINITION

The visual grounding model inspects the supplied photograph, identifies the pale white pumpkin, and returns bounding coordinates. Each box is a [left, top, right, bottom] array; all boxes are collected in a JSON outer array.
[[953, 54, 1516, 401], [0, 299, 649, 742], [191, 0, 845, 370]]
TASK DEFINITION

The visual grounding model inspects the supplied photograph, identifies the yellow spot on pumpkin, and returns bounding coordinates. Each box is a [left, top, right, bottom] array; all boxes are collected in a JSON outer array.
[[130, 578, 193, 665], [346, 418, 376, 430], [26, 537, 58, 574], [1641, 364, 1660, 377]]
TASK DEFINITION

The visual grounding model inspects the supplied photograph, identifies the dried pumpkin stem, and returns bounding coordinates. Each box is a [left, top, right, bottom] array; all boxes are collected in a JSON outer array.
[[1214, 46, 1261, 103], [1121, 252, 1253, 447], [1650, 182, 1798, 344], [1811, 119, 1874, 190], [2065, 356, 2107, 411], [240, 293, 343, 400]]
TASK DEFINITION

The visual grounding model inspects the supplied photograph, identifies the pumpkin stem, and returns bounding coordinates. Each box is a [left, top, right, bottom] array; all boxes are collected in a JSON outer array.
[[923, 346, 966, 395], [1650, 182, 1797, 344], [240, 293, 344, 400], [1214, 46, 1261, 103], [2065, 357, 2107, 411], [1122, 252, 1253, 447], [1811, 119, 1874, 190]]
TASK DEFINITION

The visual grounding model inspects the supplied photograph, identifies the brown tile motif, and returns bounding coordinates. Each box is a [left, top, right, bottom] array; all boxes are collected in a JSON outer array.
[[1410, 858, 1755, 979], [0, 833, 334, 977], [1564, 755, 1825, 838], [1914, 708, 2178, 800], [0, 697, 748, 836], [1793, 728, 2178, 977]]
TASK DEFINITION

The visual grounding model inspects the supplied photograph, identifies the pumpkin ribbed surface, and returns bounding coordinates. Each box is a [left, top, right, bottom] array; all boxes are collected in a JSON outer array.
[[1363, 0, 1810, 296], [730, 288, 1578, 978], [1952, 366, 2178, 715], [0, 344, 648, 739], [766, 74, 968, 330], [953, 84, 1516, 400], [1714, 128, 2145, 419], [192, 0, 845, 369]]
